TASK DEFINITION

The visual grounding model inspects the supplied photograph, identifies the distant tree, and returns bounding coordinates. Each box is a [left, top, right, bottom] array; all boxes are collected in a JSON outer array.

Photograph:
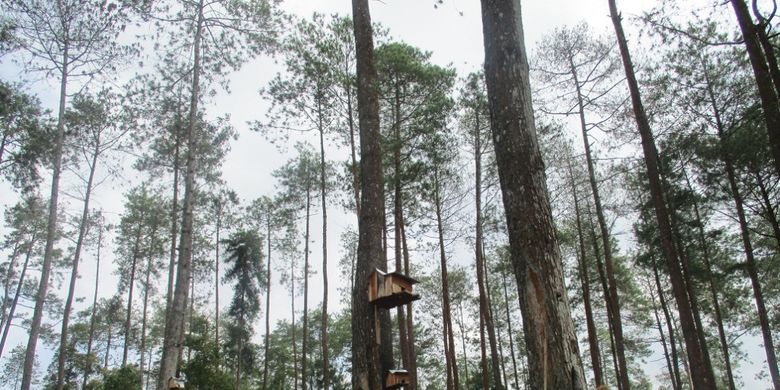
[[103, 365, 142, 390]]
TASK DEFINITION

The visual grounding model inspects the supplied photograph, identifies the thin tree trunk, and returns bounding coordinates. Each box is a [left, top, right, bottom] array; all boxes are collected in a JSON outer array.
[[317, 92, 331, 390], [714, 99, 780, 390], [166, 119, 181, 312], [215, 201, 222, 348], [123, 224, 143, 367], [0, 243, 20, 334], [292, 257, 298, 390], [501, 264, 521, 389], [262, 217, 272, 390], [457, 302, 470, 387], [57, 141, 100, 389], [568, 160, 604, 387], [731, 0, 780, 177], [83, 225, 102, 389], [684, 172, 736, 390], [302, 175, 311, 390], [653, 254, 683, 390], [392, 83, 410, 372], [139, 244, 155, 386], [480, 1, 586, 387], [608, 1, 716, 387], [21, 36, 68, 390], [400, 218, 418, 388], [479, 307, 489, 390], [0, 239, 33, 358], [351, 0, 393, 386], [345, 54, 361, 218], [571, 59, 629, 390], [648, 282, 677, 390], [158, 1, 203, 386], [433, 168, 460, 390], [750, 163, 780, 249]]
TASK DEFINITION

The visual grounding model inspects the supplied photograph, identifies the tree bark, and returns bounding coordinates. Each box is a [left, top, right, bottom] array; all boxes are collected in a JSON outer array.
[[479, 1, 586, 388], [568, 160, 604, 387], [157, 1, 203, 386], [123, 224, 143, 367], [351, 0, 393, 387], [83, 226, 102, 388], [215, 200, 222, 348], [262, 216, 272, 390], [652, 251, 683, 390], [400, 218, 418, 388], [21, 34, 68, 390], [501, 265, 521, 390], [730, 0, 780, 177], [607, 1, 717, 387], [57, 141, 100, 389], [302, 175, 311, 390], [392, 83, 410, 373], [0, 238, 33, 359], [317, 90, 331, 390]]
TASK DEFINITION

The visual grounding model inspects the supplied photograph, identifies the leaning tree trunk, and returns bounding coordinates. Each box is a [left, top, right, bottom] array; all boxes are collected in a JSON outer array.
[[571, 59, 629, 390], [479, 1, 586, 388], [568, 160, 604, 387], [351, 0, 393, 387], [473, 103, 503, 389], [608, 1, 717, 387], [730, 0, 780, 177], [83, 227, 103, 389], [21, 39, 69, 390], [158, 1, 203, 387], [0, 238, 34, 358], [57, 141, 100, 390], [649, 280, 678, 390]]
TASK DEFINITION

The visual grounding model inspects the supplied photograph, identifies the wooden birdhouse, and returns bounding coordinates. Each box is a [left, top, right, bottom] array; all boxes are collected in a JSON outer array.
[[386, 369, 411, 389], [368, 269, 420, 309], [167, 377, 185, 389]]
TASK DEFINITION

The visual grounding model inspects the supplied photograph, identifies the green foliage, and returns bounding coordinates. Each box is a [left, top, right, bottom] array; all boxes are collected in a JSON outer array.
[[102, 365, 142, 390]]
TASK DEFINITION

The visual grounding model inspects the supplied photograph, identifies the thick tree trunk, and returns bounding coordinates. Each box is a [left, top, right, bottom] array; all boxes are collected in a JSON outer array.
[[21, 40, 68, 390], [83, 227, 102, 388], [57, 142, 100, 390], [568, 161, 604, 387], [157, 1, 203, 387], [731, 0, 780, 177], [479, 1, 586, 388], [351, 0, 393, 387], [571, 60, 629, 390], [608, 1, 716, 387]]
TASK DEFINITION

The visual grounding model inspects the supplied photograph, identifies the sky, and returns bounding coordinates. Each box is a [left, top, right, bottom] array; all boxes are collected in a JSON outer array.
[[1, 0, 776, 388]]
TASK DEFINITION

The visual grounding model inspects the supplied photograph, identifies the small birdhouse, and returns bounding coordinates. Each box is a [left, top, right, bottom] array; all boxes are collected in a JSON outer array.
[[386, 369, 411, 389], [368, 269, 420, 309], [168, 377, 185, 389]]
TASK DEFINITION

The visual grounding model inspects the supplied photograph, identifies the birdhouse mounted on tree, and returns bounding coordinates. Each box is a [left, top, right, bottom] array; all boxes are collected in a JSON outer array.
[[367, 268, 420, 309], [386, 369, 411, 389], [168, 377, 185, 389]]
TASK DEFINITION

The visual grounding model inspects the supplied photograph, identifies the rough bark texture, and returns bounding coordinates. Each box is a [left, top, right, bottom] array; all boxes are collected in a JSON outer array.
[[479, 1, 586, 388], [351, 0, 392, 387], [607, 1, 717, 388], [731, 0, 780, 177], [157, 2, 203, 387]]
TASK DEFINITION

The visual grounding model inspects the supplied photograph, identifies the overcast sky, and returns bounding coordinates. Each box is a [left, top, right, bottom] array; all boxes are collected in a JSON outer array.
[[1, 0, 775, 388]]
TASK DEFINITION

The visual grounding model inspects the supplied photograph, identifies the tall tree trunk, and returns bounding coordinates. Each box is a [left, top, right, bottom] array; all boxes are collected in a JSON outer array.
[[123, 225, 143, 366], [433, 168, 460, 390], [158, 1, 203, 386], [653, 254, 683, 390], [479, 307, 489, 390], [0, 243, 20, 334], [480, 1, 586, 388], [457, 302, 470, 387], [714, 99, 780, 390], [57, 141, 100, 390], [392, 83, 410, 372], [731, 0, 780, 177], [166, 119, 181, 312], [501, 264, 521, 389], [400, 219, 418, 388], [139, 246, 155, 386], [317, 92, 331, 390], [83, 226, 102, 389], [571, 59, 630, 390], [567, 160, 604, 387], [302, 176, 311, 390], [351, 0, 393, 387], [21, 37, 68, 390], [608, 1, 716, 387], [0, 239, 33, 358], [292, 256, 298, 390], [345, 54, 361, 218], [649, 280, 678, 390], [215, 201, 222, 348], [473, 104, 503, 389], [262, 217, 272, 390]]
